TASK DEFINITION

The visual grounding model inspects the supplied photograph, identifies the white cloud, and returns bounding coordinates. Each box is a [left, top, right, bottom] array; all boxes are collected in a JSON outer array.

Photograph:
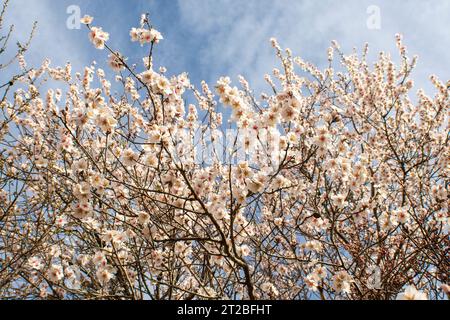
[[177, 0, 450, 94], [2, 0, 449, 97], [2, 0, 89, 72]]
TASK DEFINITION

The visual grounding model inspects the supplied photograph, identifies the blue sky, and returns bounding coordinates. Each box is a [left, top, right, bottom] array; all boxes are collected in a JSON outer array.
[[2, 0, 450, 95]]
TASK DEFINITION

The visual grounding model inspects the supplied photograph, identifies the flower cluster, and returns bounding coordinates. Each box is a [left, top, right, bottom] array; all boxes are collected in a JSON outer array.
[[89, 26, 109, 49], [0, 12, 448, 301], [396, 285, 428, 300], [130, 27, 163, 45]]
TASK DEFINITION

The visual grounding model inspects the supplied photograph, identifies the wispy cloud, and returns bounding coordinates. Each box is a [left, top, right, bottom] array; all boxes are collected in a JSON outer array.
[[3, 0, 91, 70], [1, 0, 449, 96], [177, 0, 450, 93]]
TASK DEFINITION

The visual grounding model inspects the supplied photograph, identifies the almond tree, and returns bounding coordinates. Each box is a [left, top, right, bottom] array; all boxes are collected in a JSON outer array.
[[0, 13, 448, 300], [0, 0, 38, 297]]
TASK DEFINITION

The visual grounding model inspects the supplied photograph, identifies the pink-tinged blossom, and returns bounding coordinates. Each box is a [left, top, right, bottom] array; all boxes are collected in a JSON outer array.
[[47, 265, 64, 282], [396, 285, 428, 300], [0, 11, 447, 301], [89, 27, 109, 49]]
